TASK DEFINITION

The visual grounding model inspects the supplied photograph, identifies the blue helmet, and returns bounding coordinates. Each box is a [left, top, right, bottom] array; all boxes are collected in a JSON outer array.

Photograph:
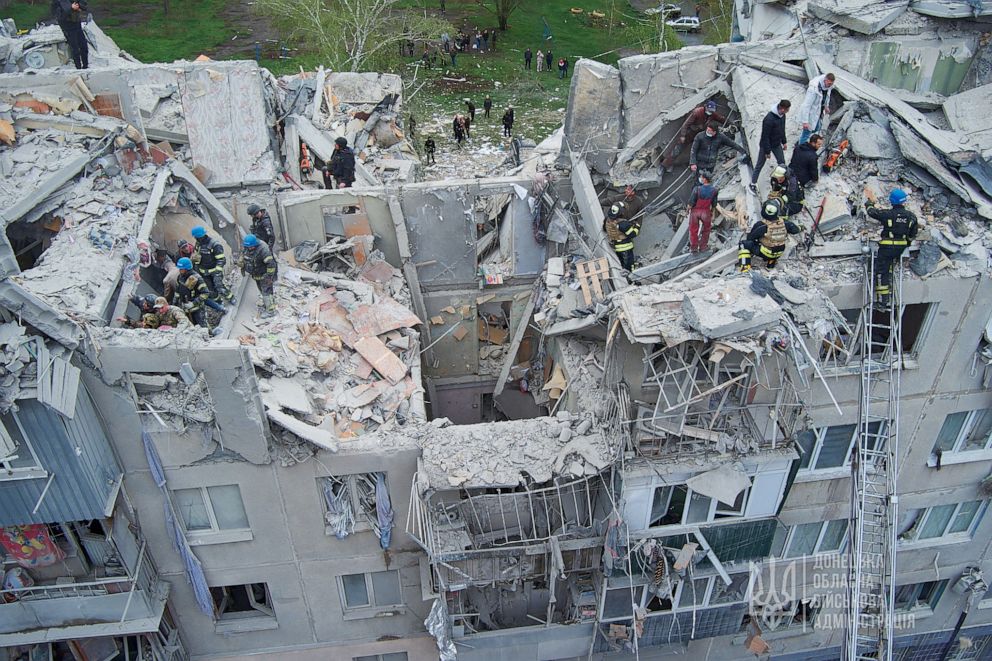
[[705, 100, 717, 113], [243, 234, 259, 248], [889, 189, 908, 205], [177, 257, 193, 270], [191, 226, 207, 239]]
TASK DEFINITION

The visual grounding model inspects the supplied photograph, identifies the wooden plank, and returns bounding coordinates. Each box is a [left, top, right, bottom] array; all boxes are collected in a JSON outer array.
[[493, 286, 539, 396]]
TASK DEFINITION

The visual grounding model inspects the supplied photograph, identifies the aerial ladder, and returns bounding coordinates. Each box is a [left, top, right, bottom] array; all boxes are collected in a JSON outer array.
[[843, 235, 903, 660]]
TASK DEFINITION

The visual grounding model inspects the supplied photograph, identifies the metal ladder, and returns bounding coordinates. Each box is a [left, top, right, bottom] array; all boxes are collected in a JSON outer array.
[[844, 246, 902, 661]]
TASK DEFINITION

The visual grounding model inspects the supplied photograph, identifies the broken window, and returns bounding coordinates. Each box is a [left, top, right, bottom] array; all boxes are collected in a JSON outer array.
[[340, 570, 402, 611], [5, 217, 59, 271], [0, 411, 45, 478], [209, 583, 274, 620], [649, 484, 749, 527], [320, 473, 384, 538], [474, 193, 514, 283], [173, 485, 250, 541], [602, 572, 751, 621], [894, 580, 947, 612], [899, 500, 987, 543], [834, 304, 932, 361]]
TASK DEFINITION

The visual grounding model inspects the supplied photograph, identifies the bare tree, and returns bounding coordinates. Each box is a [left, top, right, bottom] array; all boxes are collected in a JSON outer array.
[[255, 0, 450, 72], [476, 0, 524, 31]]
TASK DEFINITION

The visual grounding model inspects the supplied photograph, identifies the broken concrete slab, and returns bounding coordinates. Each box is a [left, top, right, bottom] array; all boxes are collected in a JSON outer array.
[[682, 277, 783, 339], [561, 59, 621, 174], [354, 336, 408, 385], [809, 240, 865, 257], [267, 408, 338, 453], [944, 84, 992, 155], [848, 121, 900, 159], [808, 0, 909, 34], [618, 47, 720, 140]]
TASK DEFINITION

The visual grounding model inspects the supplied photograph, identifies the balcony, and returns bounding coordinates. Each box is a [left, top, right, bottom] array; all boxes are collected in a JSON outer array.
[[0, 527, 169, 646]]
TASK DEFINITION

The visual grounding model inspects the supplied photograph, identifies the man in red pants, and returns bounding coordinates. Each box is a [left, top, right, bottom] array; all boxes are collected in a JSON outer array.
[[687, 171, 718, 252]]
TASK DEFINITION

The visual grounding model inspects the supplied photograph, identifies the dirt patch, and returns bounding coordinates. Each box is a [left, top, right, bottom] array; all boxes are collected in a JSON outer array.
[[211, 0, 282, 60]]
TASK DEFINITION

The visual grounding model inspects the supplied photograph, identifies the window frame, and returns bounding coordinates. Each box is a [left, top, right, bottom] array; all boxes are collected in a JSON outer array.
[[353, 654, 409, 661], [339, 569, 404, 618], [932, 409, 992, 455], [0, 411, 48, 480], [320, 473, 383, 537], [648, 484, 750, 527], [893, 580, 947, 613], [173, 484, 252, 546], [601, 572, 752, 622], [210, 582, 276, 621], [799, 422, 886, 474], [900, 500, 987, 544], [777, 519, 849, 558]]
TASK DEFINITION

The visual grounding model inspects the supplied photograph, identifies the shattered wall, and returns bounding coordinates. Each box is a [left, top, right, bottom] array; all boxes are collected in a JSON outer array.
[[561, 59, 622, 174]]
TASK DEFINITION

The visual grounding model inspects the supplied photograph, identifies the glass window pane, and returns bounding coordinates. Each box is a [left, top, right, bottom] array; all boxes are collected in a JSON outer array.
[[919, 504, 956, 539], [354, 656, 378, 661], [382, 654, 408, 661], [797, 430, 816, 470], [342, 573, 369, 608], [948, 501, 982, 534], [174, 489, 211, 531], [820, 520, 848, 553], [649, 487, 672, 526], [894, 584, 917, 610], [934, 412, 968, 453], [711, 574, 750, 605], [815, 425, 856, 469], [785, 523, 821, 558], [963, 410, 992, 451], [685, 492, 712, 523], [677, 577, 709, 608], [371, 570, 401, 606], [770, 524, 788, 558], [2, 414, 38, 469], [603, 587, 635, 619], [207, 485, 249, 530]]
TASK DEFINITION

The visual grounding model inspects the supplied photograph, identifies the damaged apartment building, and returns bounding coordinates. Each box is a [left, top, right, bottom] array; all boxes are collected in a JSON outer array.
[[2, 0, 992, 659]]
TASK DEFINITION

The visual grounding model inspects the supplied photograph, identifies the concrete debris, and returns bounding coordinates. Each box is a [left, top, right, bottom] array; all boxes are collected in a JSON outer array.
[[416, 417, 609, 489], [848, 121, 900, 159], [683, 277, 783, 340], [808, 0, 909, 34], [0, 322, 36, 413]]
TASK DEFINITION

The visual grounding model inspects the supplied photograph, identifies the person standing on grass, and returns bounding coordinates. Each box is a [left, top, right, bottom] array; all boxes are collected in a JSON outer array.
[[524, 48, 533, 70], [536, 49, 544, 72], [52, 0, 89, 70], [490, 27, 498, 51], [558, 57, 566, 79], [465, 98, 476, 123], [545, 49, 554, 72], [483, 95, 493, 119], [502, 106, 514, 137], [439, 0, 445, 14]]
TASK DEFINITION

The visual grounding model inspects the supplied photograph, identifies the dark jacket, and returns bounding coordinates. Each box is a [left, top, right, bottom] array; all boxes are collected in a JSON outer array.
[[689, 131, 746, 170], [759, 109, 787, 152], [52, 0, 87, 23], [677, 106, 726, 140], [243, 243, 277, 280], [524, 48, 532, 61], [425, 138, 436, 152], [330, 146, 356, 185], [483, 98, 492, 111], [195, 236, 226, 273], [867, 204, 918, 243], [502, 109, 514, 127], [251, 211, 276, 248], [789, 142, 819, 187]]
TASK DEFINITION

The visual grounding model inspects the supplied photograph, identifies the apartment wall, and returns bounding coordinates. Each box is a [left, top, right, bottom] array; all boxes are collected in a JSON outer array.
[[83, 359, 434, 659]]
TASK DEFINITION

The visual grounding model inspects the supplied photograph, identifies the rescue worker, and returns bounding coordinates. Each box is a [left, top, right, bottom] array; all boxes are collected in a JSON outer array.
[[605, 184, 644, 223], [330, 137, 356, 188], [738, 197, 802, 271], [769, 165, 805, 217], [663, 100, 726, 171], [152, 297, 191, 330], [604, 203, 640, 271], [687, 171, 718, 253], [866, 188, 918, 310], [176, 257, 211, 328], [240, 234, 278, 318], [246, 204, 276, 249], [690, 121, 747, 176], [191, 226, 234, 304], [117, 294, 157, 328]]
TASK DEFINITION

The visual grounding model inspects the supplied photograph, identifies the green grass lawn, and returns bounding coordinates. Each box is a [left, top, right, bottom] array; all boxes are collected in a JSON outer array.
[[3, 0, 235, 62]]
